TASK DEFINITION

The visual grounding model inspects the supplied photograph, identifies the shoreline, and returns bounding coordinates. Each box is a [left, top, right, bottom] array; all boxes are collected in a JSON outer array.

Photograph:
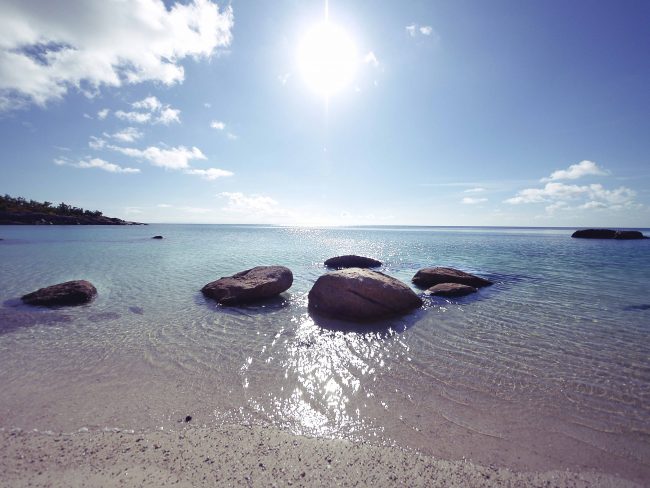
[[0, 424, 641, 487]]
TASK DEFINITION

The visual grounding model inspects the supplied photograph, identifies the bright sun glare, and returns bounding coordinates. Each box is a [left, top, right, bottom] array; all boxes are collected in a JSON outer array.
[[297, 21, 358, 97]]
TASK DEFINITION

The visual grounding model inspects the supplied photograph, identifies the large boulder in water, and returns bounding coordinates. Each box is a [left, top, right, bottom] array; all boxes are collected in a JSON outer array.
[[324, 255, 382, 269], [425, 283, 477, 297], [308, 268, 422, 320], [571, 229, 646, 239], [412, 267, 492, 288], [21, 280, 97, 306], [201, 266, 293, 305]]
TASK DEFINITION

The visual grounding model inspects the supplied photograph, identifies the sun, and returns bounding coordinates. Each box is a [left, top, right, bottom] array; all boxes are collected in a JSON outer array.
[[297, 21, 358, 97]]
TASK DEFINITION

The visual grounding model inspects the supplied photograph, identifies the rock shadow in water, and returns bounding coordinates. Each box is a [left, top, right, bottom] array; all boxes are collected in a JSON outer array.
[[0, 307, 72, 335], [196, 292, 291, 315], [309, 308, 422, 335], [87, 312, 121, 322], [129, 306, 144, 315]]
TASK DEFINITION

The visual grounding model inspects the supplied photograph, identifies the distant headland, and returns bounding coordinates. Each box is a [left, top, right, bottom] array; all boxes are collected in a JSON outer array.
[[0, 194, 144, 225]]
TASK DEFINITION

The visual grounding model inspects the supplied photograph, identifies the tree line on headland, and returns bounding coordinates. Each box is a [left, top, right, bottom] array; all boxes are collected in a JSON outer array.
[[0, 194, 143, 225]]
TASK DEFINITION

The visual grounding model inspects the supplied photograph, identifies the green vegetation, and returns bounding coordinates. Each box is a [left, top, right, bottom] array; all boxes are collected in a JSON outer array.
[[0, 194, 103, 218]]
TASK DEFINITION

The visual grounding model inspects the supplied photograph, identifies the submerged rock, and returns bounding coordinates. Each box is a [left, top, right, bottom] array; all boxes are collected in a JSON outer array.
[[425, 283, 477, 297], [324, 255, 382, 269], [308, 268, 422, 320], [412, 267, 492, 288], [571, 229, 646, 239], [152, 235, 164, 239], [21, 280, 97, 307], [202, 266, 293, 305]]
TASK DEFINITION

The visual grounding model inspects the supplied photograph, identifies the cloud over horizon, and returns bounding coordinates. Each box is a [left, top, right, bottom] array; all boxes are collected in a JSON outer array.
[[506, 161, 637, 212]]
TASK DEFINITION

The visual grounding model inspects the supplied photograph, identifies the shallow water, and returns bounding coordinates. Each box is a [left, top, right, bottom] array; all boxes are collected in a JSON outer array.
[[0, 225, 649, 481]]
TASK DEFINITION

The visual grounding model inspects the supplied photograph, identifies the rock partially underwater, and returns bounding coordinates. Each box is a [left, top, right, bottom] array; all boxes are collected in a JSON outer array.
[[21, 280, 97, 307], [202, 266, 293, 305], [425, 283, 478, 297], [412, 267, 492, 289], [308, 268, 422, 321]]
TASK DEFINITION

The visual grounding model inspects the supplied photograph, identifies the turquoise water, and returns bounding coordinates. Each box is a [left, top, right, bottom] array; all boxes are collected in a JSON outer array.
[[0, 225, 649, 479]]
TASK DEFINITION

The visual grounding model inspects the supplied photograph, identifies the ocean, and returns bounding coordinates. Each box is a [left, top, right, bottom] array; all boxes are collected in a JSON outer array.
[[0, 224, 649, 479]]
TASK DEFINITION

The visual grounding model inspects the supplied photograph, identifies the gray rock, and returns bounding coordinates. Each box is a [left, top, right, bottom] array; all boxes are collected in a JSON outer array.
[[308, 268, 422, 320], [412, 267, 492, 288], [202, 266, 293, 305], [324, 255, 382, 269], [21, 280, 97, 307], [425, 283, 477, 297], [152, 235, 164, 239]]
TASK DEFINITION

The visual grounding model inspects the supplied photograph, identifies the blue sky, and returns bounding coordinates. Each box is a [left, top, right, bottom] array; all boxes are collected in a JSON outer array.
[[1, 0, 649, 226]]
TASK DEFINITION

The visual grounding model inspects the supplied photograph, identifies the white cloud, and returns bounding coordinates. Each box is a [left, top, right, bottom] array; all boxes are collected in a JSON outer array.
[[54, 157, 139, 174], [158, 107, 181, 125], [211, 120, 237, 139], [115, 110, 151, 124], [0, 0, 233, 110], [184, 168, 233, 180], [110, 127, 143, 143], [580, 200, 608, 210], [88, 135, 106, 150], [210, 120, 226, 130], [406, 24, 435, 38], [132, 96, 161, 112], [218, 192, 280, 214], [464, 187, 486, 193], [505, 181, 637, 210], [364, 52, 379, 68], [114, 97, 180, 125], [461, 197, 488, 205], [203, 102, 211, 108], [97, 108, 109, 120], [541, 160, 608, 182], [109, 144, 206, 169], [506, 182, 587, 204]]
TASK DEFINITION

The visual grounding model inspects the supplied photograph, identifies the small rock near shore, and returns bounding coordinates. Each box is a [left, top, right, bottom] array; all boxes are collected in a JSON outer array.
[[21, 280, 97, 307], [308, 268, 422, 321], [202, 266, 293, 305], [324, 255, 382, 269], [425, 283, 477, 297], [412, 267, 492, 288]]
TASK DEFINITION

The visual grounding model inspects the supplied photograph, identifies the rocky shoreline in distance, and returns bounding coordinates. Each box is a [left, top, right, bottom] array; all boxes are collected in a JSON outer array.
[[0, 211, 144, 225]]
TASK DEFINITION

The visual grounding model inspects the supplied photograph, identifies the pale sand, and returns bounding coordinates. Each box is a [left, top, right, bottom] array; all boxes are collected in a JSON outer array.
[[0, 425, 641, 488]]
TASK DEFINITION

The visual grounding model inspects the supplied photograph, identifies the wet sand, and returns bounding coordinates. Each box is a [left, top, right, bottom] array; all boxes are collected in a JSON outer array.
[[0, 425, 640, 487]]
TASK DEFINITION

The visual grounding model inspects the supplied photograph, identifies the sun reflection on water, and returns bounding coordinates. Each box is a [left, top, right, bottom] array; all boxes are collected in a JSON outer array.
[[236, 300, 414, 440]]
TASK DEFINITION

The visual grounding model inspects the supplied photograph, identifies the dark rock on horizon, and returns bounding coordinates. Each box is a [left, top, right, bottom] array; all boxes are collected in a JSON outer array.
[[324, 255, 382, 269], [425, 283, 478, 297], [308, 268, 422, 321], [21, 280, 97, 307], [412, 267, 493, 288], [152, 235, 164, 239], [202, 266, 293, 305], [571, 229, 646, 239]]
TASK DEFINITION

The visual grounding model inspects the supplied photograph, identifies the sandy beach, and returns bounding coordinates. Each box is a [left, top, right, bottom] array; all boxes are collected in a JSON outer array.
[[1, 424, 640, 488]]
